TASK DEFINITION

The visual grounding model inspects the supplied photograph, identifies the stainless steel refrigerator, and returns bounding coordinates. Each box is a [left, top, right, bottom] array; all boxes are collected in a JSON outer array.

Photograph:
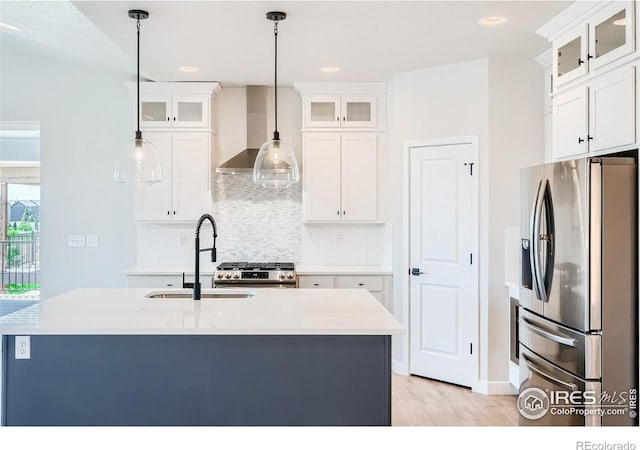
[[519, 157, 638, 426]]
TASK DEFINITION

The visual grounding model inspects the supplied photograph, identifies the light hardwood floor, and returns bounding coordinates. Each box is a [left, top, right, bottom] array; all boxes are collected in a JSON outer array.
[[392, 374, 519, 426]]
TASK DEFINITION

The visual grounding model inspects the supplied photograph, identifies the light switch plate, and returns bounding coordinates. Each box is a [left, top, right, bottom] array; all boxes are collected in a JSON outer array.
[[86, 235, 99, 248], [68, 235, 85, 248]]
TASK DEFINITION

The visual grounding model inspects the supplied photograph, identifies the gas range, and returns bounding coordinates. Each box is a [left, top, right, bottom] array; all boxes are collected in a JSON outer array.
[[214, 262, 297, 287]]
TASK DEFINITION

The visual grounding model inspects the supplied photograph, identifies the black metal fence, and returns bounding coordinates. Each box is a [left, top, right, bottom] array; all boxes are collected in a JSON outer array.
[[1, 232, 40, 293]]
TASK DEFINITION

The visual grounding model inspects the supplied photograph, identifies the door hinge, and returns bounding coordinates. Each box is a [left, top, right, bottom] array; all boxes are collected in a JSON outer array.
[[464, 162, 474, 175], [470, 343, 473, 355], [469, 253, 473, 265]]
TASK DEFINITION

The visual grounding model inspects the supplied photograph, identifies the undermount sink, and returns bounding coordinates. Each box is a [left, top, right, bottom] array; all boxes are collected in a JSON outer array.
[[145, 290, 255, 299]]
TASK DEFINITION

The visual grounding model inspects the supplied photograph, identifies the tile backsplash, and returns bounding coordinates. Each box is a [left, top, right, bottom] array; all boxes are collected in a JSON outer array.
[[136, 174, 302, 267]]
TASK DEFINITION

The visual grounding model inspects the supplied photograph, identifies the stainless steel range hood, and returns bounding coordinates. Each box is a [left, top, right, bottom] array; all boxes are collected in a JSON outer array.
[[217, 86, 268, 174]]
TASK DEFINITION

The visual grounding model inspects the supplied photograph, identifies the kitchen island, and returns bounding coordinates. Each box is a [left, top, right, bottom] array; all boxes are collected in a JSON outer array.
[[0, 288, 404, 426]]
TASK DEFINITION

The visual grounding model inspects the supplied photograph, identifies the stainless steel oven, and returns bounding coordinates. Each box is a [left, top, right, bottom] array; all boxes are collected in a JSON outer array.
[[213, 262, 297, 289]]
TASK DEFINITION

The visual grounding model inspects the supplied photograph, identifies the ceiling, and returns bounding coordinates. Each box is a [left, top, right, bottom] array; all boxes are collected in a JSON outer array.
[[2, 1, 576, 86]]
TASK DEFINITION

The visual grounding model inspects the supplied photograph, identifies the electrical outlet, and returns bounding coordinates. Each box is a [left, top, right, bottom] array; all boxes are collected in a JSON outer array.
[[178, 234, 188, 246], [15, 336, 30, 360], [336, 234, 344, 246]]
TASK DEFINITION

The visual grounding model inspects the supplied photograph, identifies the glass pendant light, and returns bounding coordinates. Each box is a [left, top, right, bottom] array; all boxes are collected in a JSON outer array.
[[114, 9, 162, 187], [253, 11, 300, 189]]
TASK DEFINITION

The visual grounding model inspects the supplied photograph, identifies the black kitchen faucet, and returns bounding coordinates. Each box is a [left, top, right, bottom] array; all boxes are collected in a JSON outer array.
[[193, 214, 217, 300]]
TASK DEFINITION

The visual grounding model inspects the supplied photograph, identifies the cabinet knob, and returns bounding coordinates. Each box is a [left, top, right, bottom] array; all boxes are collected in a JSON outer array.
[[577, 58, 584, 66], [167, 117, 170, 121], [167, 210, 170, 215], [337, 210, 340, 215], [173, 117, 176, 121], [343, 116, 346, 122], [313, 283, 319, 287], [578, 137, 585, 144], [587, 135, 593, 141], [343, 210, 346, 215], [587, 54, 593, 60], [166, 284, 173, 287], [336, 117, 339, 122], [358, 283, 365, 286], [173, 211, 176, 215]]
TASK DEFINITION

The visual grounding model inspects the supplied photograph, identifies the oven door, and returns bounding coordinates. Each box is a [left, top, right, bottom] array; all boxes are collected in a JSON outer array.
[[519, 345, 601, 426]]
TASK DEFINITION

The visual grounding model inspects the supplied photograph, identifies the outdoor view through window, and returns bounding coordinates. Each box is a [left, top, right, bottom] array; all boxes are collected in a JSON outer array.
[[0, 122, 40, 319]]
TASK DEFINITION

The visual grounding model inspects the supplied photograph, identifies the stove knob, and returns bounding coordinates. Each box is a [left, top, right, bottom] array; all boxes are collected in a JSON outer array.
[[233, 273, 240, 279], [225, 273, 232, 279], [286, 272, 294, 279], [216, 273, 223, 279], [278, 273, 285, 280]]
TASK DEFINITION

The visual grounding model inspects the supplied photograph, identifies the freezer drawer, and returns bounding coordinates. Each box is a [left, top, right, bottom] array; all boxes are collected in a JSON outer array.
[[519, 308, 601, 380], [519, 345, 601, 426]]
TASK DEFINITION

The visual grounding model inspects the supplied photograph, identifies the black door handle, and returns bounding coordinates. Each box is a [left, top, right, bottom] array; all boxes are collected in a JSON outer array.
[[411, 268, 424, 276]]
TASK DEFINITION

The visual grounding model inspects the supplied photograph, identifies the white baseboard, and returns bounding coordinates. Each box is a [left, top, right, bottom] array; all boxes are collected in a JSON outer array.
[[473, 380, 518, 395], [392, 359, 409, 375]]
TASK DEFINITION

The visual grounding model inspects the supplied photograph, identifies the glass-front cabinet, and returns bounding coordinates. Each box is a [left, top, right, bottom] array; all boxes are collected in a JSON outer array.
[[303, 95, 376, 128], [588, 1, 635, 71], [553, 2, 635, 87], [554, 25, 588, 86], [140, 94, 210, 130]]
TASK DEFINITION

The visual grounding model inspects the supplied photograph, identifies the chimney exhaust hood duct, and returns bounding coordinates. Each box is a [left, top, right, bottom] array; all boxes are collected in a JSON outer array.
[[217, 86, 268, 174]]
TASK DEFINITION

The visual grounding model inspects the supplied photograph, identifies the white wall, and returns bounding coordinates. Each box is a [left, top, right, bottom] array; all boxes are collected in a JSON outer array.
[[0, 38, 135, 299], [387, 58, 490, 376], [487, 57, 545, 383], [387, 57, 544, 390]]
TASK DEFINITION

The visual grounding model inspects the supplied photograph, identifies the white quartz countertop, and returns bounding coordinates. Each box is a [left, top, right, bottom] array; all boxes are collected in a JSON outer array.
[[295, 266, 392, 275], [123, 266, 217, 276], [123, 266, 392, 276], [0, 288, 405, 336]]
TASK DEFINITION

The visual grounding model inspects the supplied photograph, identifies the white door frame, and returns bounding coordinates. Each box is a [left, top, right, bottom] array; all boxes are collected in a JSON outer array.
[[401, 135, 480, 389]]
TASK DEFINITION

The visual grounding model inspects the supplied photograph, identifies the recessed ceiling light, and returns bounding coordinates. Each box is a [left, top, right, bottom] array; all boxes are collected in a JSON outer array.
[[320, 66, 340, 73], [613, 18, 627, 26], [179, 66, 200, 73], [478, 16, 508, 26], [0, 22, 20, 32]]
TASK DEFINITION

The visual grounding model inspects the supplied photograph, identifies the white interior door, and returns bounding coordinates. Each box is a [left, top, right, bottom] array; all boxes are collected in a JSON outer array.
[[409, 142, 477, 387]]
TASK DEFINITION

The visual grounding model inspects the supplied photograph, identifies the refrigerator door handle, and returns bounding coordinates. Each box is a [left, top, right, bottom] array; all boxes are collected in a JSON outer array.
[[522, 317, 577, 347], [522, 353, 577, 391], [530, 179, 547, 301], [541, 180, 555, 300], [529, 180, 544, 300]]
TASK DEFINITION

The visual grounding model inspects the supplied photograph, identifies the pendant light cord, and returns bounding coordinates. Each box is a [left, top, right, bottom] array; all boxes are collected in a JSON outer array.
[[273, 20, 279, 140], [136, 18, 142, 139]]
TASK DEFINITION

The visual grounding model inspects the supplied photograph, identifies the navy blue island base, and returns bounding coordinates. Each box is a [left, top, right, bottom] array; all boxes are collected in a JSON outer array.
[[1, 334, 391, 426]]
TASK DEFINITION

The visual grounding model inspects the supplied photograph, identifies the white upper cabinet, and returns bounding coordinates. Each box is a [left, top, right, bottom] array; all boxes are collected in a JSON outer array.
[[130, 82, 221, 131], [552, 65, 635, 160], [551, 2, 635, 88], [303, 133, 381, 223], [303, 95, 377, 129], [136, 132, 211, 222], [294, 83, 386, 132], [140, 94, 210, 130], [588, 2, 635, 71]]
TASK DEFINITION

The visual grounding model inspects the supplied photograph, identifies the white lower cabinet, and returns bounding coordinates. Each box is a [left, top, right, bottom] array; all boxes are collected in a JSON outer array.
[[303, 133, 380, 223], [297, 274, 392, 311], [136, 132, 211, 221], [552, 65, 636, 160], [126, 274, 214, 288], [126, 275, 184, 288]]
